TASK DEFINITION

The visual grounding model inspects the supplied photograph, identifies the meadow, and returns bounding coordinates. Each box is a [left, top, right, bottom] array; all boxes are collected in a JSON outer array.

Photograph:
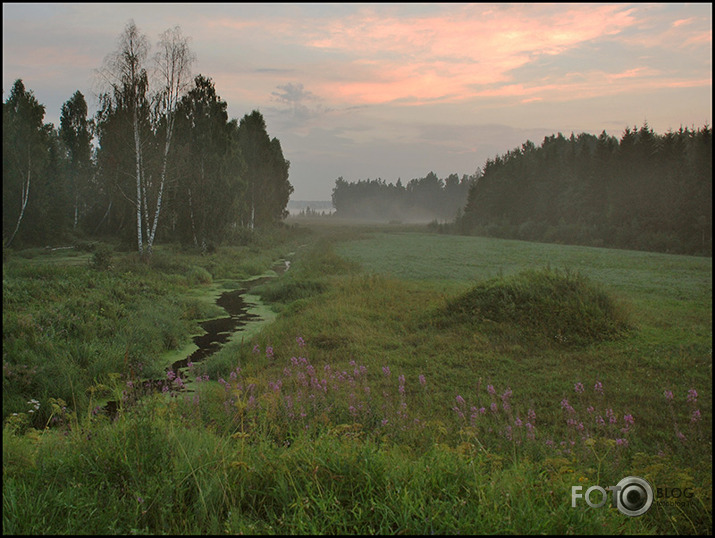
[[3, 222, 712, 534]]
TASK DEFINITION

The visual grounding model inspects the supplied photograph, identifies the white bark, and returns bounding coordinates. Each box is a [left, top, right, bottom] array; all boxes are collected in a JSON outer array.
[[134, 107, 144, 255], [146, 26, 193, 254], [6, 161, 31, 248]]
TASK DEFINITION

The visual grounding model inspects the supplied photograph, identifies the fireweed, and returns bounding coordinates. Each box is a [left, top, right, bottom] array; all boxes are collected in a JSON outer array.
[[113, 339, 703, 471], [174, 340, 642, 461], [663, 386, 704, 444]]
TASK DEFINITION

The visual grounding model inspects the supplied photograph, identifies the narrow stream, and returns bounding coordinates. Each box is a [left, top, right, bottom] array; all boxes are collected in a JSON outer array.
[[103, 260, 288, 417]]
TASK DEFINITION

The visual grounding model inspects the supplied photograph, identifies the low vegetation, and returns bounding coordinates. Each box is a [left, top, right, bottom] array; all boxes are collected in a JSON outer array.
[[440, 268, 631, 348], [3, 223, 712, 534]]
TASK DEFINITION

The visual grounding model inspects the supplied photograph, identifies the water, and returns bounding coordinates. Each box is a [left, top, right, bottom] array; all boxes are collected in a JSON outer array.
[[103, 260, 287, 417]]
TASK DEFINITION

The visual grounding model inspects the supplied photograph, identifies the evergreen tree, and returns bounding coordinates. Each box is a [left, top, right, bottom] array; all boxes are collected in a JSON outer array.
[[3, 80, 50, 247]]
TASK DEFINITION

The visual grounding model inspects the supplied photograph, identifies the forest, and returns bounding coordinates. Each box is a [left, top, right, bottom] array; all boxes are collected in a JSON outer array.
[[452, 125, 712, 256], [332, 124, 711, 256], [331, 171, 476, 222], [3, 22, 293, 255]]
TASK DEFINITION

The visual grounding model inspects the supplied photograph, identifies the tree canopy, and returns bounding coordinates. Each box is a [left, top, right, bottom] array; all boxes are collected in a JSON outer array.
[[456, 124, 712, 255], [2, 21, 292, 252]]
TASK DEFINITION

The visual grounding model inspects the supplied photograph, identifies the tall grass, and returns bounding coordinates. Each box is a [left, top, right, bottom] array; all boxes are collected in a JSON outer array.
[[3, 225, 711, 534]]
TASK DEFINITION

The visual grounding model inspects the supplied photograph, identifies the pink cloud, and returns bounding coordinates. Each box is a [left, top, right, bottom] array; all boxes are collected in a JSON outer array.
[[295, 4, 641, 106]]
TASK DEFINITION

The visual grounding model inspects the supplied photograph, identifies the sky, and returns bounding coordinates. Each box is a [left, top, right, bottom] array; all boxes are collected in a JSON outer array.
[[2, 3, 712, 201]]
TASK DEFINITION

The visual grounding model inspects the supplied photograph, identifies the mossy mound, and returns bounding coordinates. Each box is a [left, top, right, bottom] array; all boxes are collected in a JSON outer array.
[[443, 268, 631, 348]]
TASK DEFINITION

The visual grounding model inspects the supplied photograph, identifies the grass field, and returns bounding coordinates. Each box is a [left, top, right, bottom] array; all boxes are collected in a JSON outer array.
[[3, 223, 712, 534]]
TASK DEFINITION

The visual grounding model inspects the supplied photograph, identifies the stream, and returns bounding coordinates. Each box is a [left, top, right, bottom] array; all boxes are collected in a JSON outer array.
[[103, 259, 288, 417]]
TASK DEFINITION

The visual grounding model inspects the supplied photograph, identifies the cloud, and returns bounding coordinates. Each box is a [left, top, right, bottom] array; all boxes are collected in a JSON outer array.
[[269, 82, 333, 125], [294, 4, 641, 106]]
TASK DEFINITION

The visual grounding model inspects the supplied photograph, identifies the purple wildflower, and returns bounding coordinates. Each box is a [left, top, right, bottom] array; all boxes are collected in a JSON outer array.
[[419, 374, 426, 386], [687, 389, 698, 404], [664, 390, 674, 401], [574, 382, 584, 393]]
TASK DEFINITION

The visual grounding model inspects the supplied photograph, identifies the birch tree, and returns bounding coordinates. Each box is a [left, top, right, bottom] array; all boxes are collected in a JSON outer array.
[[2, 80, 48, 247], [97, 21, 194, 256], [146, 26, 194, 254], [97, 20, 150, 255]]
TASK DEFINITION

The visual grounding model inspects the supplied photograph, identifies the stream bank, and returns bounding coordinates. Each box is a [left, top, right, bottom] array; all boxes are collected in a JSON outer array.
[[103, 259, 289, 417]]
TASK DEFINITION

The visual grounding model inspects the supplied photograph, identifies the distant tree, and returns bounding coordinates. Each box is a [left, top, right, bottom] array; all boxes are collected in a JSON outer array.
[[457, 124, 712, 255]]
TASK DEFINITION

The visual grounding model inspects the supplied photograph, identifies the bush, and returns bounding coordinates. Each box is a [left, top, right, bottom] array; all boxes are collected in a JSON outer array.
[[442, 268, 631, 348], [186, 266, 212, 286], [90, 245, 113, 270]]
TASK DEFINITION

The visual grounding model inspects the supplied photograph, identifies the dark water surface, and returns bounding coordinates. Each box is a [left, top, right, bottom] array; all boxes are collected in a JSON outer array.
[[103, 261, 287, 417]]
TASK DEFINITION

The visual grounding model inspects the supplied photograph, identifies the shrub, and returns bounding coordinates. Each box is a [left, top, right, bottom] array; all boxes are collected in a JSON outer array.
[[186, 266, 212, 286], [90, 245, 113, 270], [441, 268, 631, 348]]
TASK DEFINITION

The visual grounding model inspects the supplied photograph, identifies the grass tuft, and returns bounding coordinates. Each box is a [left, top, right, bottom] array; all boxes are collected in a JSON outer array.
[[441, 268, 632, 348]]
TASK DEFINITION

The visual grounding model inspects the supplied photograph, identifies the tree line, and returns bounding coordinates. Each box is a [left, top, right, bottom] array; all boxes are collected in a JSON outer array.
[[3, 21, 293, 255], [450, 125, 711, 255], [331, 172, 477, 222]]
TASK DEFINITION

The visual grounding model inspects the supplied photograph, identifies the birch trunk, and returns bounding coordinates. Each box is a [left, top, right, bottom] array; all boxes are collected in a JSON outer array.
[[5, 161, 31, 248], [134, 107, 144, 255], [147, 122, 172, 253]]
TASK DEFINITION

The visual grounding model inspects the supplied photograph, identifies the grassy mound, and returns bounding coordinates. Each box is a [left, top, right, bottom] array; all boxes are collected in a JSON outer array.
[[442, 268, 631, 348]]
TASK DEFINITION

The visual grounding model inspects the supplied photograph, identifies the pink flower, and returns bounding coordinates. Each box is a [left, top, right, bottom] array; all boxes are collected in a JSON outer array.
[[574, 382, 584, 393], [418, 374, 426, 386], [687, 389, 698, 404], [664, 390, 674, 401], [594, 381, 603, 394], [691, 409, 701, 423]]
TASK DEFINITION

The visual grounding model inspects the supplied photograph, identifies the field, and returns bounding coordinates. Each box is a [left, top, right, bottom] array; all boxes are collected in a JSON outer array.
[[3, 222, 712, 534]]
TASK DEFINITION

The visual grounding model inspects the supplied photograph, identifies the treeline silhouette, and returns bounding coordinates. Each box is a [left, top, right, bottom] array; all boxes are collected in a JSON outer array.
[[440, 124, 710, 256], [3, 22, 292, 255], [331, 172, 476, 222]]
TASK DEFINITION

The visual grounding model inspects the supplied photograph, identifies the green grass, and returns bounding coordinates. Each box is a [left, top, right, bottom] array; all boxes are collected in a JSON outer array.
[[3, 224, 712, 534]]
